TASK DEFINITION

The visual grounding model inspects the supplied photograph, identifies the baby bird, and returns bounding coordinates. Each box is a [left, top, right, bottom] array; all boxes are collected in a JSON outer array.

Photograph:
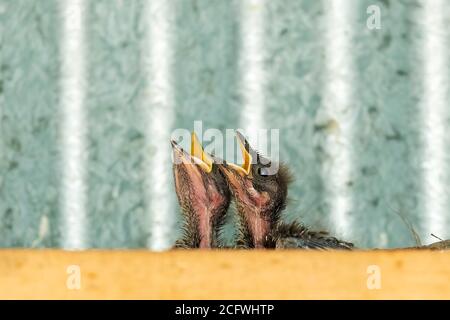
[[217, 131, 353, 250], [171, 133, 230, 248]]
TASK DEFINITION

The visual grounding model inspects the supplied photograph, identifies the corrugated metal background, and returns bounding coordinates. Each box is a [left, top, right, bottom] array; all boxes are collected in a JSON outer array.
[[0, 0, 449, 249]]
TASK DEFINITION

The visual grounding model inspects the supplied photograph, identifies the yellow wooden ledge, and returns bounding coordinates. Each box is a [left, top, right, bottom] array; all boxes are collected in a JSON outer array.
[[0, 250, 449, 299]]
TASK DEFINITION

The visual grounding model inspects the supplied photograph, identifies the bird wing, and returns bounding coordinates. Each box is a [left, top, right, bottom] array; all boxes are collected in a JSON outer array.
[[273, 222, 354, 250]]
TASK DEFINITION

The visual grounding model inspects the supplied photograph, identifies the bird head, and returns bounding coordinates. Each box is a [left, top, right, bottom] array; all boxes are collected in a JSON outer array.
[[217, 131, 292, 247], [171, 132, 230, 248]]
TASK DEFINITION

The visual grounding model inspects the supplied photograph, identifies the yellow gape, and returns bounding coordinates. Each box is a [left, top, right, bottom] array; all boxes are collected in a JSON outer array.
[[190, 132, 213, 173], [227, 132, 253, 176]]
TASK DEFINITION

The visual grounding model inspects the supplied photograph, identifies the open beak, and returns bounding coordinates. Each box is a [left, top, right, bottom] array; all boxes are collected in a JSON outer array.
[[225, 131, 252, 176], [171, 133, 213, 173], [171, 139, 191, 163], [190, 132, 213, 173]]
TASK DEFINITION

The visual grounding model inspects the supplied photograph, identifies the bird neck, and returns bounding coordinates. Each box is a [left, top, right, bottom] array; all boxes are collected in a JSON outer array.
[[176, 208, 223, 249], [239, 206, 275, 248], [197, 206, 214, 248]]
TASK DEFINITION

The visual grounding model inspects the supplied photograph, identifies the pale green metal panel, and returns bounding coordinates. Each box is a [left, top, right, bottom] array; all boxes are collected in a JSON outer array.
[[264, 0, 424, 247], [351, 0, 422, 247], [86, 0, 148, 248], [0, 0, 448, 248], [0, 0, 60, 247]]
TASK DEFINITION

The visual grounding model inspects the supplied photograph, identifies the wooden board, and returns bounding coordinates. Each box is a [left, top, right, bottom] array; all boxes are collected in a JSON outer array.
[[0, 250, 449, 299]]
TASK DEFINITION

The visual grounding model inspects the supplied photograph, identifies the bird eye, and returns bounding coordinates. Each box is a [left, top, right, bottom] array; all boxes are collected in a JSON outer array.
[[258, 167, 271, 177]]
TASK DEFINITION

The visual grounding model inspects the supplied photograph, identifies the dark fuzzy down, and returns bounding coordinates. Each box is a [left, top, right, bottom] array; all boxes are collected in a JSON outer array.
[[268, 221, 354, 250]]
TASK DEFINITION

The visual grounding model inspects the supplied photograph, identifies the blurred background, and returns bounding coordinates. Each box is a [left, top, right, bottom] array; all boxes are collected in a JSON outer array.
[[0, 0, 449, 250]]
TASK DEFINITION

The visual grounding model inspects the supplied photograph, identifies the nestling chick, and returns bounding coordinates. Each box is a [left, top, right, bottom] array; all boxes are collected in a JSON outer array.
[[217, 131, 353, 250], [171, 133, 230, 248]]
